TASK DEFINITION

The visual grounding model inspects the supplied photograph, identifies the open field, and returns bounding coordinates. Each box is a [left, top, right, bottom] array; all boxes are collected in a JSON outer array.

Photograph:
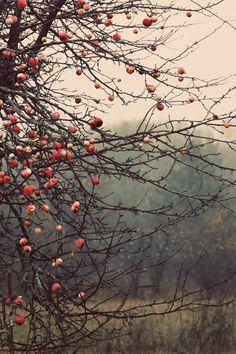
[[79, 304, 236, 354], [1, 299, 236, 354]]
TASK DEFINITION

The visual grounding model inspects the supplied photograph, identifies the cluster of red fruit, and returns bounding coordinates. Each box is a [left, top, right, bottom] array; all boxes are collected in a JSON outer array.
[[4, 296, 25, 325], [0, 171, 11, 184]]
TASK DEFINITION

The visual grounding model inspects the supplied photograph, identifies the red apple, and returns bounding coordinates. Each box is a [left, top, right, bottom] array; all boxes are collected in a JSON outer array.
[[76, 68, 83, 75], [27, 130, 37, 139], [9, 115, 18, 124], [51, 150, 60, 160], [146, 84, 156, 93], [51, 283, 61, 291], [78, 291, 85, 298], [25, 204, 35, 215], [178, 67, 185, 75], [69, 126, 77, 134], [16, 0, 27, 9], [66, 150, 73, 160], [16, 73, 28, 82], [12, 125, 21, 134], [23, 245, 32, 253], [93, 40, 100, 46], [41, 204, 49, 212], [43, 167, 53, 178], [75, 0, 85, 7], [28, 57, 39, 67], [51, 111, 60, 120], [113, 33, 121, 41], [23, 184, 34, 195], [15, 296, 23, 305], [15, 315, 25, 325], [126, 66, 135, 74], [9, 159, 19, 168], [75, 238, 85, 249], [34, 189, 41, 196], [71, 201, 80, 212], [55, 224, 63, 232], [89, 117, 103, 129], [59, 31, 69, 41], [91, 176, 100, 186], [19, 237, 28, 246], [3, 175, 11, 183], [143, 18, 152, 27], [54, 142, 62, 150], [85, 144, 96, 154], [156, 102, 165, 111], [21, 168, 32, 178]]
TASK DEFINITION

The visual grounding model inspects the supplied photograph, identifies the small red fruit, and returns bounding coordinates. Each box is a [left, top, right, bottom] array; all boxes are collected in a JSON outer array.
[[89, 117, 103, 129], [16, 0, 27, 9], [59, 31, 69, 41], [75, 0, 85, 7], [126, 66, 135, 74], [51, 283, 61, 291], [71, 201, 80, 212], [28, 57, 39, 67], [43, 167, 53, 178], [143, 18, 152, 27], [91, 176, 100, 186], [3, 175, 11, 183], [19, 237, 28, 246], [54, 142, 62, 150], [66, 150, 73, 160], [41, 204, 49, 212], [146, 84, 156, 93], [12, 125, 21, 134], [51, 111, 60, 120], [78, 291, 85, 299], [76, 68, 83, 76], [69, 126, 77, 134], [113, 33, 121, 41], [51, 150, 60, 160], [25, 204, 35, 215], [156, 102, 165, 111], [9, 159, 18, 168], [23, 184, 34, 195], [16, 73, 28, 82], [15, 296, 23, 305], [34, 189, 41, 196], [9, 115, 18, 124], [15, 315, 25, 325], [178, 67, 185, 75], [27, 130, 37, 139], [85, 144, 96, 154], [23, 245, 32, 253], [75, 238, 85, 249]]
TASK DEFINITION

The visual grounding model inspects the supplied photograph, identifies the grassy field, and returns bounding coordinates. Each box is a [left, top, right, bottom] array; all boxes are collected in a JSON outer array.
[[79, 304, 236, 354], [1, 299, 236, 353]]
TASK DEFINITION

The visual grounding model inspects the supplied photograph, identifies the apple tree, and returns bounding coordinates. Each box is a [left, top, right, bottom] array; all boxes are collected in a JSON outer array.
[[0, 0, 235, 352]]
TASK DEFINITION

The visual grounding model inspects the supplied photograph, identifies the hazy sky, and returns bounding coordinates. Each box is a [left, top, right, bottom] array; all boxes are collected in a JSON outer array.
[[64, 1, 235, 131]]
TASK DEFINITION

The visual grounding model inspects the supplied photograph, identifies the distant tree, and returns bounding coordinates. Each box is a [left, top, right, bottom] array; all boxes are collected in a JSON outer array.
[[0, 0, 235, 352]]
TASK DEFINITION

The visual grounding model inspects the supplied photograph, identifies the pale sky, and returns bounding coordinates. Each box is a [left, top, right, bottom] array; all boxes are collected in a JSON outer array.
[[62, 1, 236, 132]]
